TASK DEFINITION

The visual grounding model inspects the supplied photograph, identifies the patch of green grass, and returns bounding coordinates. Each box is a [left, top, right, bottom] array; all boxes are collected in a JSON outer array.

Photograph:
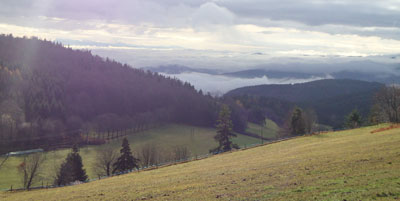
[[2, 124, 399, 201], [0, 124, 259, 190], [246, 119, 279, 139]]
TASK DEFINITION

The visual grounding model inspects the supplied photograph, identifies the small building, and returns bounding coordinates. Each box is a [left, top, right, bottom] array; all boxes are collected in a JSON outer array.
[[6, 149, 44, 156]]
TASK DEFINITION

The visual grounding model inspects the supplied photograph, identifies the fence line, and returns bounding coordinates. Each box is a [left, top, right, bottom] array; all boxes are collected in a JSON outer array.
[[2, 135, 305, 192], [2, 127, 357, 192]]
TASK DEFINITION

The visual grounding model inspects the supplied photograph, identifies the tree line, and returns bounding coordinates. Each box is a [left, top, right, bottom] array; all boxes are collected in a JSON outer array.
[[12, 136, 195, 190], [279, 83, 400, 136], [8, 104, 239, 190]]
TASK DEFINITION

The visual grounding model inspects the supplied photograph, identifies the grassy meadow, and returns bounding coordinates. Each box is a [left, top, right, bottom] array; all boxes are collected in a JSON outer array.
[[0, 124, 260, 190], [1, 124, 399, 200], [245, 119, 280, 140]]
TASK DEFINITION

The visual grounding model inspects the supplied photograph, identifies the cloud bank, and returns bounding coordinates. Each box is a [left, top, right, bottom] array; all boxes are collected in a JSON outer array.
[[164, 72, 333, 95], [0, 0, 399, 70]]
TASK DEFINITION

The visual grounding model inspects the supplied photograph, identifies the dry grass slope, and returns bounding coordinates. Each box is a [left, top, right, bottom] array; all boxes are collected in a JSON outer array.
[[1, 124, 399, 201]]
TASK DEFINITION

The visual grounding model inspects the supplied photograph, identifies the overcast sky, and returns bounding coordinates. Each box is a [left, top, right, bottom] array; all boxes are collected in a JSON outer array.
[[1, 0, 400, 70]]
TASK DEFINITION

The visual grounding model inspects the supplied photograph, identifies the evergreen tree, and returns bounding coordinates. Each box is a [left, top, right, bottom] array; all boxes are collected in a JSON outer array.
[[345, 109, 362, 128], [112, 138, 139, 173], [290, 107, 306, 136], [55, 145, 88, 186], [210, 104, 239, 153]]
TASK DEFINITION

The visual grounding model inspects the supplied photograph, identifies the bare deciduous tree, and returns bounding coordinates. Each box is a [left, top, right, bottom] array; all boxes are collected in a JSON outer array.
[[375, 85, 400, 123], [18, 153, 45, 190], [304, 109, 318, 134], [139, 143, 158, 167], [92, 146, 118, 177], [172, 145, 190, 162]]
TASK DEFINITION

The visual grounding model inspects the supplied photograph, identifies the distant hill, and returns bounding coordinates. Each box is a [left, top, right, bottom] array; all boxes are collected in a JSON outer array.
[[223, 69, 327, 79], [222, 61, 400, 83], [331, 70, 400, 84], [226, 79, 383, 102], [225, 79, 384, 128], [142, 64, 220, 75]]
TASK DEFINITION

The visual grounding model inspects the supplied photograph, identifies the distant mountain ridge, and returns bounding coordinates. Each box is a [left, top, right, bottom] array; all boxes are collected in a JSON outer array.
[[222, 69, 327, 79], [142, 65, 220, 75], [144, 61, 400, 84]]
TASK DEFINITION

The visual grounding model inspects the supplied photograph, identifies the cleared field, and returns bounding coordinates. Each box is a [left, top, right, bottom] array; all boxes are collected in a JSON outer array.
[[0, 124, 260, 190], [2, 124, 399, 200]]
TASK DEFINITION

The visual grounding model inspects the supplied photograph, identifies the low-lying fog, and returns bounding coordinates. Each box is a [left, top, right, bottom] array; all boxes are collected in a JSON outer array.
[[162, 72, 333, 96]]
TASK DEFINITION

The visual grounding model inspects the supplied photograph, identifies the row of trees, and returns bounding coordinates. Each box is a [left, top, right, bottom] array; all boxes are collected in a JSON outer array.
[[14, 137, 194, 190], [279, 83, 400, 136], [13, 103, 240, 190]]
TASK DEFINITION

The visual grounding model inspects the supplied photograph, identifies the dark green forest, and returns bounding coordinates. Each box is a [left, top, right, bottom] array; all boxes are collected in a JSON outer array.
[[225, 79, 384, 128]]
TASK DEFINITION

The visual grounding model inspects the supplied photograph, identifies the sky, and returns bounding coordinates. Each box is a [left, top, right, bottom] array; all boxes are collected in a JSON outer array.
[[0, 0, 400, 71]]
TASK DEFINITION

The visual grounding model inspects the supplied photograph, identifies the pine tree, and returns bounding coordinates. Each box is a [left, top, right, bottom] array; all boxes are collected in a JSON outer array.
[[70, 145, 88, 182], [112, 138, 139, 173], [55, 145, 88, 186], [210, 104, 239, 153], [290, 107, 306, 136], [345, 109, 362, 128]]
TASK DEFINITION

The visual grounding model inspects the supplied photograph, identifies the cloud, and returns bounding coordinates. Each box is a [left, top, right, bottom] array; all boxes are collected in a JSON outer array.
[[191, 2, 235, 26], [163, 72, 332, 95], [217, 0, 400, 27], [0, 0, 400, 71]]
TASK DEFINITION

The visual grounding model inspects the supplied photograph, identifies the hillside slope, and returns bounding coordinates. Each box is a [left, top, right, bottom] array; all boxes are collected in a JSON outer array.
[[2, 124, 399, 200], [0, 35, 219, 154], [225, 79, 384, 128], [225, 79, 383, 102]]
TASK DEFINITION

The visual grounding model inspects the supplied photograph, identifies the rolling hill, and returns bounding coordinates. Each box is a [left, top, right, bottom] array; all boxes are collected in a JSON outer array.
[[2, 124, 399, 200], [225, 79, 383, 102], [225, 79, 384, 128], [0, 35, 223, 154]]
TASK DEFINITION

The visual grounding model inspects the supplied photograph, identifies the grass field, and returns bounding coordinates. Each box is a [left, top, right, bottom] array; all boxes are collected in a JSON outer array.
[[246, 119, 280, 140], [2, 124, 399, 200], [0, 124, 260, 190]]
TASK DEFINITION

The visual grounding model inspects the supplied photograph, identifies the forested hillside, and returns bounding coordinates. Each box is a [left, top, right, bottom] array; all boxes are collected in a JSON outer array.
[[226, 79, 383, 102], [0, 35, 219, 154], [226, 79, 384, 128]]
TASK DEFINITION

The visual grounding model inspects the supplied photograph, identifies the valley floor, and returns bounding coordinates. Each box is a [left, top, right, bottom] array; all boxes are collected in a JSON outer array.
[[1, 124, 400, 200]]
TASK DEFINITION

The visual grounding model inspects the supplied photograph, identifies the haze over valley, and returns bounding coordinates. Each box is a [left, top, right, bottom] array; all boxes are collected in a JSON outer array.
[[1, 1, 400, 200]]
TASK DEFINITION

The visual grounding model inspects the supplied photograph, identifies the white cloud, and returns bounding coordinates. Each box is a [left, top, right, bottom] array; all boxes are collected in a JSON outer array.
[[0, 0, 400, 71], [191, 2, 235, 26], [163, 72, 333, 95]]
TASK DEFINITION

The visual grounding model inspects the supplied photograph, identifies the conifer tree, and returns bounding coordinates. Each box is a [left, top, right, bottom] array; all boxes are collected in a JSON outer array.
[[112, 138, 139, 173], [290, 107, 306, 136], [345, 109, 362, 128], [55, 145, 87, 186], [210, 104, 239, 153]]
